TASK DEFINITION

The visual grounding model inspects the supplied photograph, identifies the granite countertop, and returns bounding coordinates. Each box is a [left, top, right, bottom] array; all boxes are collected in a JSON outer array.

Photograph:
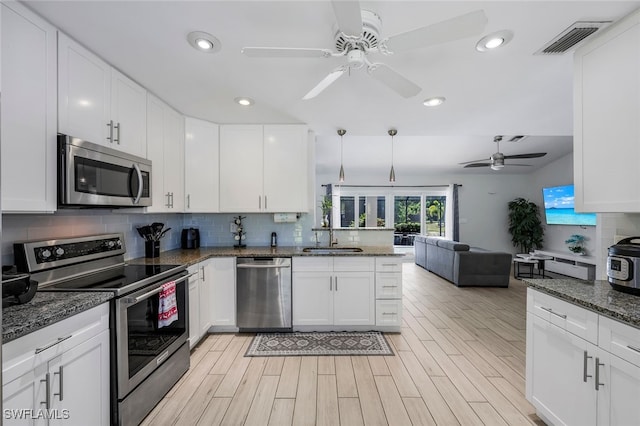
[[128, 245, 403, 268], [2, 291, 114, 343], [525, 278, 640, 328]]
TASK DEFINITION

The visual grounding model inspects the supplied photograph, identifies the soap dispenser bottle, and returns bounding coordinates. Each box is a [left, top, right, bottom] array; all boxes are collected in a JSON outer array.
[[271, 232, 277, 247]]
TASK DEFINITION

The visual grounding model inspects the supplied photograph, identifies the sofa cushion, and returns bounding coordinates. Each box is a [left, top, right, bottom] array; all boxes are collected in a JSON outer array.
[[436, 239, 470, 252]]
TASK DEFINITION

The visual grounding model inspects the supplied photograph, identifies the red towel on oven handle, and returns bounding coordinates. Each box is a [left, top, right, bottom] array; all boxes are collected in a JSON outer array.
[[158, 281, 178, 328]]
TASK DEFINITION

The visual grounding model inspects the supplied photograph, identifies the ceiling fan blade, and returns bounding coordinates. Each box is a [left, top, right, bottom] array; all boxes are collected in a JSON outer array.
[[504, 164, 532, 167], [385, 10, 488, 52], [332, 0, 363, 37], [464, 163, 491, 168], [242, 47, 332, 58], [459, 158, 490, 165], [302, 66, 346, 100], [368, 64, 421, 98], [503, 152, 547, 160]]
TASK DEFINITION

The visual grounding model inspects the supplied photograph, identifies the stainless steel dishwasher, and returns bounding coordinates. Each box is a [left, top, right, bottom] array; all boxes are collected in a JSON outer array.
[[236, 257, 292, 331]]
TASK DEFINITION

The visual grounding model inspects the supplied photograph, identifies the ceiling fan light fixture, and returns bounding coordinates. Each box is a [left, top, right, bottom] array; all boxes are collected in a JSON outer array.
[[187, 31, 221, 53], [234, 97, 254, 106], [423, 96, 445, 107], [476, 30, 513, 52]]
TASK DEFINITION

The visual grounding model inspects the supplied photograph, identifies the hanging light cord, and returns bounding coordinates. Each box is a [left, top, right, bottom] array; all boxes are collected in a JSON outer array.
[[388, 129, 397, 182], [338, 129, 346, 182]]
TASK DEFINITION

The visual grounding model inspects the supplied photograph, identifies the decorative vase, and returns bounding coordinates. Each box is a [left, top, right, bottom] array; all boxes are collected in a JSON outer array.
[[321, 214, 329, 228]]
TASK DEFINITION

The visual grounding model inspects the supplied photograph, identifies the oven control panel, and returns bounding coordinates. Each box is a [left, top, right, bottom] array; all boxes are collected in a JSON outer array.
[[34, 237, 123, 263], [14, 233, 126, 273]]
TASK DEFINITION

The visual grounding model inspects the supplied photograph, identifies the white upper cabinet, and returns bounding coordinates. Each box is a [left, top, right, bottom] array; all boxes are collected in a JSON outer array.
[[219, 124, 309, 213], [146, 94, 184, 212], [110, 69, 147, 157], [58, 33, 146, 157], [574, 9, 640, 212], [263, 125, 309, 212], [185, 118, 220, 212], [1, 2, 57, 213], [219, 125, 264, 212]]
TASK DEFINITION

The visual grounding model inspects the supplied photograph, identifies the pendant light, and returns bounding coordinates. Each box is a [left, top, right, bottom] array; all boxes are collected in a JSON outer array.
[[338, 129, 346, 182], [388, 129, 397, 182]]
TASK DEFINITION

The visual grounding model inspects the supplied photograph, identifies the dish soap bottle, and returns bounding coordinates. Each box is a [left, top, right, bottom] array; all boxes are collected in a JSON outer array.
[[271, 232, 277, 247]]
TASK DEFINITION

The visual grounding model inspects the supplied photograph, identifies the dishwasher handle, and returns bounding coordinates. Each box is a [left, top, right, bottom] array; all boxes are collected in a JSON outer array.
[[237, 264, 291, 269]]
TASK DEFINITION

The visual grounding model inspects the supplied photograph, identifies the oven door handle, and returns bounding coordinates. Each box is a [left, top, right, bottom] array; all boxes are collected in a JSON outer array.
[[132, 163, 143, 205], [123, 272, 196, 305]]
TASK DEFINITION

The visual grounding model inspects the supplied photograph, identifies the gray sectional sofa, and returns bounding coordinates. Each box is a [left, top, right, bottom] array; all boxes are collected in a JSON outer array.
[[414, 236, 512, 287]]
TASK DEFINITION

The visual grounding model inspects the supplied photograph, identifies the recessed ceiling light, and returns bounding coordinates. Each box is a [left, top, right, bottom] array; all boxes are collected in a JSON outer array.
[[235, 97, 254, 106], [187, 31, 221, 53], [423, 97, 445, 107], [476, 30, 514, 52]]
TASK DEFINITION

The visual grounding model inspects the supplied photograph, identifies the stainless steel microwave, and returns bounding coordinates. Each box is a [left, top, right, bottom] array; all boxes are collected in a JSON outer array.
[[58, 134, 152, 208]]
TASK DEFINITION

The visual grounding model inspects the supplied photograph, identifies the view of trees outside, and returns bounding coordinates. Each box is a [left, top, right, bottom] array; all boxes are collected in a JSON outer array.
[[425, 196, 446, 236], [338, 194, 446, 244]]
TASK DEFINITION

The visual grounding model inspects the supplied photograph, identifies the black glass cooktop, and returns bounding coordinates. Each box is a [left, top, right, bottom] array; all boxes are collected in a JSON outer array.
[[42, 264, 184, 296]]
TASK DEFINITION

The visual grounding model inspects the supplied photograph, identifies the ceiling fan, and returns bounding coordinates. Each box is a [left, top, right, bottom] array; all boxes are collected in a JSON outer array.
[[460, 136, 547, 170], [241, 1, 488, 100]]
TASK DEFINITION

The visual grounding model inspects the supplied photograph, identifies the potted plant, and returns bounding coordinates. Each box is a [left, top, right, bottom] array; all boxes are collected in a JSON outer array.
[[507, 198, 544, 254], [565, 234, 587, 255], [320, 195, 332, 227]]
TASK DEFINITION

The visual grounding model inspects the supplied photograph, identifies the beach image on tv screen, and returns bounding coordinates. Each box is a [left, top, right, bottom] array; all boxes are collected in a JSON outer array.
[[542, 184, 597, 226]]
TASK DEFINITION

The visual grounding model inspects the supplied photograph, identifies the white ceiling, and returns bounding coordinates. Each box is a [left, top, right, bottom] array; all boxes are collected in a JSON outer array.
[[25, 0, 640, 176]]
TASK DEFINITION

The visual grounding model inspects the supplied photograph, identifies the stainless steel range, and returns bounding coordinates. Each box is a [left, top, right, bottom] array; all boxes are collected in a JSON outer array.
[[14, 233, 192, 426]]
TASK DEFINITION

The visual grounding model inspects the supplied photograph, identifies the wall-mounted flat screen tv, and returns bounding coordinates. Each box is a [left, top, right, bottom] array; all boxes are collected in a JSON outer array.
[[542, 184, 596, 226]]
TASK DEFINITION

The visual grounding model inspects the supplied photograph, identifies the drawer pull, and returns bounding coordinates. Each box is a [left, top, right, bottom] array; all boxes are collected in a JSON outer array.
[[627, 345, 640, 353], [382, 285, 398, 288], [540, 306, 567, 319], [595, 357, 605, 391], [381, 312, 396, 316], [35, 335, 72, 354], [381, 263, 397, 267], [583, 350, 593, 382]]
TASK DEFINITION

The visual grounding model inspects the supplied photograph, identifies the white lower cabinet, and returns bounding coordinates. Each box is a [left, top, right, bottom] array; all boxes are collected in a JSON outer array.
[[375, 257, 403, 329], [2, 304, 110, 426], [187, 264, 202, 349], [210, 258, 236, 328], [292, 257, 375, 328], [526, 288, 640, 426]]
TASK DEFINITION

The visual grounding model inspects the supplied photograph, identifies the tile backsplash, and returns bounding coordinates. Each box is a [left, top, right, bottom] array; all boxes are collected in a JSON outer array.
[[1, 211, 394, 266]]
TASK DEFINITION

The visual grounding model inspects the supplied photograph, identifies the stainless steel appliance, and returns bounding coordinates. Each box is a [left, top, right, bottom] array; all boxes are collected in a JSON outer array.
[[236, 257, 292, 331], [14, 234, 192, 426], [607, 236, 640, 295], [58, 134, 152, 208]]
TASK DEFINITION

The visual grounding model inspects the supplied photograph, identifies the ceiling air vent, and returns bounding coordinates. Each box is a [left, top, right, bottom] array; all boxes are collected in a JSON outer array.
[[535, 21, 611, 55]]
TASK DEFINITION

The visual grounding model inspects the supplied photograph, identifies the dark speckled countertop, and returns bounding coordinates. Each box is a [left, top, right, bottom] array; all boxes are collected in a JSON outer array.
[[525, 278, 640, 329], [2, 291, 114, 343], [127, 246, 402, 268]]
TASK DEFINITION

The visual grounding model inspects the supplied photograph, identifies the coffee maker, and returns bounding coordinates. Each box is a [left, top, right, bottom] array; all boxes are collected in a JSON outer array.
[[181, 228, 200, 249]]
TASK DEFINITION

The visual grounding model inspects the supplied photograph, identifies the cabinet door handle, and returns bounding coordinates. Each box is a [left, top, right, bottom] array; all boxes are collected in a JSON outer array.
[[107, 120, 114, 143], [381, 312, 396, 316], [41, 372, 51, 409], [382, 285, 397, 288], [166, 192, 171, 208], [35, 335, 72, 354], [54, 366, 64, 401], [540, 306, 567, 319], [201, 266, 205, 281], [259, 196, 261, 210], [171, 192, 174, 208], [583, 350, 593, 382], [265, 195, 268, 210], [335, 277, 338, 291], [187, 194, 191, 209], [627, 345, 640, 353], [329, 276, 332, 291], [114, 122, 121, 144], [595, 357, 605, 391]]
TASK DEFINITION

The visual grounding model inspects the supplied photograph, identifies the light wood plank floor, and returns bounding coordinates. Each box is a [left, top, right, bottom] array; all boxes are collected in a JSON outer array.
[[142, 263, 544, 426]]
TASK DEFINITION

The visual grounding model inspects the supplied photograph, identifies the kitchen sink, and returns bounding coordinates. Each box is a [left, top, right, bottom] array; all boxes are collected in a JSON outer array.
[[302, 247, 364, 254]]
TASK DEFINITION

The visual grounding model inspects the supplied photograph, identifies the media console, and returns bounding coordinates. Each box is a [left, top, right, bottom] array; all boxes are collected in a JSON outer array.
[[532, 250, 596, 280]]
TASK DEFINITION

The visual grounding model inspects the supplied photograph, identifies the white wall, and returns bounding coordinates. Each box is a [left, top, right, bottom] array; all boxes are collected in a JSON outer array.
[[529, 153, 597, 255]]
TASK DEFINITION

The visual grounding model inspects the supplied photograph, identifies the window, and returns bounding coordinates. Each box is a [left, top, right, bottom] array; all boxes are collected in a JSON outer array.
[[425, 196, 446, 237]]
